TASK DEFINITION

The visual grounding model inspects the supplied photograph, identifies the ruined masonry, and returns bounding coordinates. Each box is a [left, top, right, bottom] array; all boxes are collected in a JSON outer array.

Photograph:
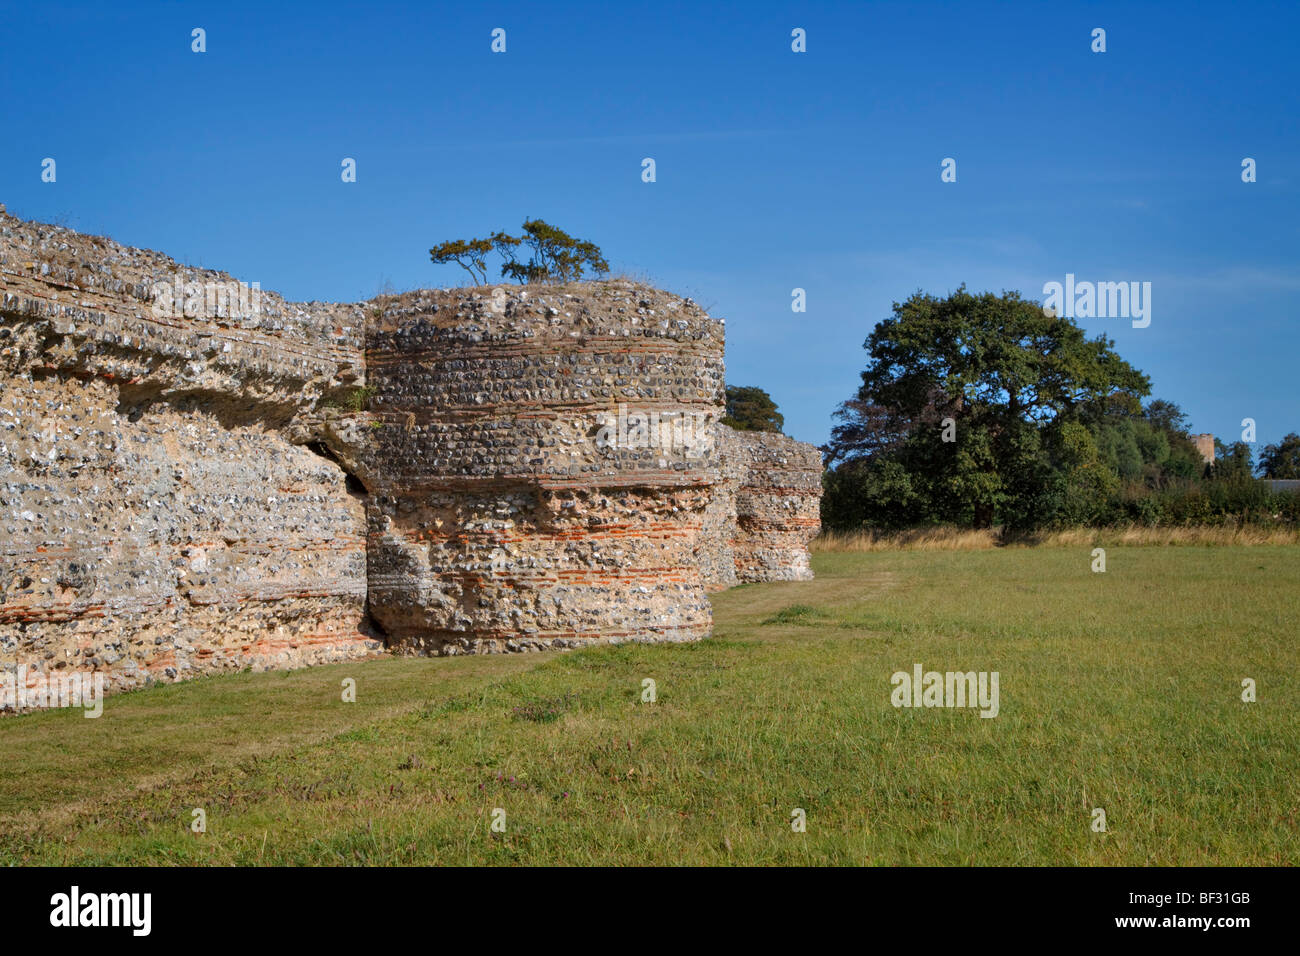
[[0, 210, 821, 706]]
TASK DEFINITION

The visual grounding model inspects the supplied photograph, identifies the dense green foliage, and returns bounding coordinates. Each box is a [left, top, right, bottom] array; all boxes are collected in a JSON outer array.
[[722, 385, 784, 433], [822, 287, 1298, 531], [1260, 432, 1300, 479], [430, 219, 609, 285]]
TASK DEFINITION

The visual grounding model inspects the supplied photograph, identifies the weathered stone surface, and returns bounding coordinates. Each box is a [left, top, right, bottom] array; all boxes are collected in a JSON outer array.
[[725, 428, 823, 582], [698, 427, 823, 588], [0, 211, 823, 708], [361, 285, 723, 653], [0, 211, 379, 704]]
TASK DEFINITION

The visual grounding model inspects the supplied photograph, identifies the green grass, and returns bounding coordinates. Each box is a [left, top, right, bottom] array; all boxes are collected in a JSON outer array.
[[2, 546, 1296, 865]]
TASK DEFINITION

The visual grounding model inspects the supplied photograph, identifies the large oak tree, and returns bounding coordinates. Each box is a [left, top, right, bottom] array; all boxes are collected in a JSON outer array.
[[825, 286, 1151, 528]]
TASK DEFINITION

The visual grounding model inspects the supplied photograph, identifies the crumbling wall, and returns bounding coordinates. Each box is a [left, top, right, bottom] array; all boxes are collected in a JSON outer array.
[[1, 211, 824, 707], [699, 427, 823, 586], [0, 210, 380, 703], [697, 427, 746, 590], [730, 429, 822, 581], [360, 284, 726, 653]]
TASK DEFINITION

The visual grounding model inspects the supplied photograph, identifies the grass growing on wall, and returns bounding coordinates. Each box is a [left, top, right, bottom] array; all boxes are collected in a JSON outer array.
[[2, 547, 1296, 865]]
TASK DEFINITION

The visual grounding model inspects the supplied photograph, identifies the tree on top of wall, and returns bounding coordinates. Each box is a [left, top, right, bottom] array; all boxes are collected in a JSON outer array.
[[430, 219, 609, 286]]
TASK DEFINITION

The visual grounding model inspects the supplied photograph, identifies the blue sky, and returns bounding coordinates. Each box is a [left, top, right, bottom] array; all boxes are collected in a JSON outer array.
[[4, 0, 1297, 450]]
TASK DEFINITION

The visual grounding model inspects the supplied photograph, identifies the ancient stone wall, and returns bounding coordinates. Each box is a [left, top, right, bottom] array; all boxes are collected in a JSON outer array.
[[726, 429, 823, 581], [0, 210, 380, 702], [359, 284, 725, 653], [698, 426, 823, 588], [1, 211, 823, 708]]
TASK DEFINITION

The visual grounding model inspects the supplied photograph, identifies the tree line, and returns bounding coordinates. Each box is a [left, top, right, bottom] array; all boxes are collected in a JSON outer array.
[[814, 286, 1299, 531]]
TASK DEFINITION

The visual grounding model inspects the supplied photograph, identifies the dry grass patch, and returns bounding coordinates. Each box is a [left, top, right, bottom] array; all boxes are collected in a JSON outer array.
[[813, 527, 1000, 552], [815, 524, 1300, 553]]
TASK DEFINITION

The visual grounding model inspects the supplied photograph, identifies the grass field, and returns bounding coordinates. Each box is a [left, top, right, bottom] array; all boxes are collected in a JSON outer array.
[[2, 545, 1296, 865]]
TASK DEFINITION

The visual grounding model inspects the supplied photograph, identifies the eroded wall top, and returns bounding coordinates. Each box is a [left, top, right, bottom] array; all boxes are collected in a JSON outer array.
[[0, 208, 365, 426]]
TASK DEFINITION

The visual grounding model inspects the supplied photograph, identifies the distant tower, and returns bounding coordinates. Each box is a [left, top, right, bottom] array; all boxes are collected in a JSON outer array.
[[1193, 433, 1215, 464]]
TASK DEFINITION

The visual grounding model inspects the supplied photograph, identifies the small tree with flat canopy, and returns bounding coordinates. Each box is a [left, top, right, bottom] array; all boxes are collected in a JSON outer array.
[[430, 219, 609, 286]]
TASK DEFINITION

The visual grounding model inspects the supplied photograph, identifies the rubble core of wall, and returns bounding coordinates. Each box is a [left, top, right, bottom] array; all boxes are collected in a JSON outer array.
[[362, 284, 726, 653], [698, 426, 823, 588], [0, 210, 380, 706]]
